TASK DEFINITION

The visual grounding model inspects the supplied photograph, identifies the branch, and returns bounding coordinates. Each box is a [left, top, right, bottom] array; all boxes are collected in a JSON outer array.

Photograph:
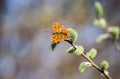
[[103, 27, 120, 53], [81, 53, 112, 79], [113, 40, 120, 52], [70, 42, 112, 79]]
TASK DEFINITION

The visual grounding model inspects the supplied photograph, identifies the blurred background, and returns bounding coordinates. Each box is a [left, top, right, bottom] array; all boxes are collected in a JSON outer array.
[[0, 0, 120, 79]]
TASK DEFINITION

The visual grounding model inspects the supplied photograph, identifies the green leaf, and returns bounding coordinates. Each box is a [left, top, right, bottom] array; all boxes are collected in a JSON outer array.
[[93, 18, 107, 28], [79, 62, 91, 72], [87, 48, 97, 58], [96, 33, 111, 43], [68, 28, 78, 43], [107, 26, 120, 39], [95, 1, 103, 17], [75, 46, 84, 55], [66, 46, 76, 53], [50, 43, 57, 51], [101, 60, 109, 70]]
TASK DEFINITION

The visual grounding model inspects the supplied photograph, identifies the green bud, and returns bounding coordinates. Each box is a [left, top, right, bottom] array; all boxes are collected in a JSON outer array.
[[79, 62, 91, 72], [101, 60, 109, 70], [75, 45, 84, 55], [96, 33, 111, 43], [95, 1, 103, 17], [87, 48, 97, 58], [68, 28, 78, 43], [66, 46, 76, 53], [107, 26, 120, 39], [93, 18, 107, 28]]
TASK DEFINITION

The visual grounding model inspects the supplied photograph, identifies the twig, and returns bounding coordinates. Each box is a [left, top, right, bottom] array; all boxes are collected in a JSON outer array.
[[113, 40, 120, 52], [68, 41, 112, 79], [81, 53, 112, 79], [103, 27, 120, 53]]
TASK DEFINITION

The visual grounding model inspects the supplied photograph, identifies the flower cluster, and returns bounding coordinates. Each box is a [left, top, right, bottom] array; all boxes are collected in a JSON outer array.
[[51, 22, 70, 43]]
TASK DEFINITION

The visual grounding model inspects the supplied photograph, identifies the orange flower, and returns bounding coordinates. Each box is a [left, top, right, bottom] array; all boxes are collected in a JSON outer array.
[[52, 22, 64, 32], [51, 34, 62, 43], [51, 22, 69, 43], [60, 33, 69, 40], [61, 29, 69, 34]]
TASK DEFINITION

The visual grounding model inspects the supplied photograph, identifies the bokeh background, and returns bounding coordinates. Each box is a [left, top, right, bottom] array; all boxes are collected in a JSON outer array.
[[0, 0, 120, 79]]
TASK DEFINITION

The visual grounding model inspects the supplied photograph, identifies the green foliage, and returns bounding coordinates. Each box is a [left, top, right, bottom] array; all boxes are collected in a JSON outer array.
[[87, 48, 97, 58], [79, 62, 91, 72], [95, 1, 103, 17], [68, 28, 78, 43], [93, 18, 107, 28], [50, 43, 58, 51], [75, 45, 84, 55], [107, 26, 120, 39], [96, 33, 111, 43], [66, 46, 76, 53], [101, 60, 109, 70]]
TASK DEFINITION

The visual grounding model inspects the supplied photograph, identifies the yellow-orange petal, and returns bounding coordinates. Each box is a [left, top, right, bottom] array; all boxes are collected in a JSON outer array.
[[61, 28, 69, 34], [52, 22, 64, 32], [51, 34, 63, 43]]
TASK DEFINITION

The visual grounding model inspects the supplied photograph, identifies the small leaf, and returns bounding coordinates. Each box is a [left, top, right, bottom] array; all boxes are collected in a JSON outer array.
[[93, 18, 107, 28], [68, 28, 78, 43], [96, 33, 111, 43], [50, 43, 57, 51], [101, 60, 109, 70], [95, 1, 103, 17], [79, 62, 91, 72], [66, 46, 76, 53], [87, 48, 97, 58], [107, 26, 120, 39], [75, 46, 84, 55]]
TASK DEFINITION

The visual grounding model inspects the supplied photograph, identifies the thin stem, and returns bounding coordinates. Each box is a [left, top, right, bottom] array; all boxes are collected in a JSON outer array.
[[65, 40, 76, 49], [68, 41, 112, 79], [113, 40, 120, 52], [103, 27, 120, 53], [81, 53, 112, 79]]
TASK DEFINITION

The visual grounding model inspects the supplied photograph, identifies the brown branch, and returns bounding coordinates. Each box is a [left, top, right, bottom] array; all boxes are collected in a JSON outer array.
[[67, 41, 112, 79], [81, 53, 112, 79]]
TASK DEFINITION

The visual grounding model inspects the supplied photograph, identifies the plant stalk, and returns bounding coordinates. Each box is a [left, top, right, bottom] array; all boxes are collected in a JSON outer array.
[[68, 42, 112, 79]]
